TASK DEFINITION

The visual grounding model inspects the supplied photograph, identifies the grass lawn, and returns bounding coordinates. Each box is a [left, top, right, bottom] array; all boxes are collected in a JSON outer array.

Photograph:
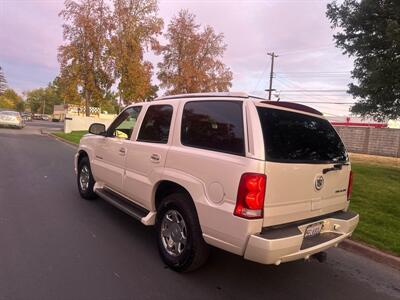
[[53, 131, 87, 144], [350, 162, 400, 255]]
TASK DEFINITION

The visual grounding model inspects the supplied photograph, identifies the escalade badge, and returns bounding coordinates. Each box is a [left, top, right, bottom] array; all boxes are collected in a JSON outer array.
[[315, 176, 324, 191]]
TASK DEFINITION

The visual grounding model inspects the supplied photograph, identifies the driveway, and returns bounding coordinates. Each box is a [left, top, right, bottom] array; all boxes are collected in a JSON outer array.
[[0, 127, 399, 300]]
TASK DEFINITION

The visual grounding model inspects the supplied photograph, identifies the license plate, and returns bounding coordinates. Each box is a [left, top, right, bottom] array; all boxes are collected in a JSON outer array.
[[304, 222, 323, 238]]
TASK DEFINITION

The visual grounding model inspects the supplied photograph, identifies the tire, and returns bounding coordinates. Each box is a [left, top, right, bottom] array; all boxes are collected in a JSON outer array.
[[77, 156, 98, 200], [156, 192, 209, 272]]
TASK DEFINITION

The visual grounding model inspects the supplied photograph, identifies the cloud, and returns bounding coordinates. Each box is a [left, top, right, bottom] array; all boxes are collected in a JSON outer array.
[[0, 1, 63, 68], [0, 0, 355, 115]]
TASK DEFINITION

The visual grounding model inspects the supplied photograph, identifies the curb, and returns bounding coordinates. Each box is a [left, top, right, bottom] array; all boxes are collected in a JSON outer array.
[[340, 239, 400, 271], [47, 132, 79, 149]]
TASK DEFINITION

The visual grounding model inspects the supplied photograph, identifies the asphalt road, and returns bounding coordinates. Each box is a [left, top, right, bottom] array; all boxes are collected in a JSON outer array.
[[26, 120, 64, 129], [0, 124, 399, 300]]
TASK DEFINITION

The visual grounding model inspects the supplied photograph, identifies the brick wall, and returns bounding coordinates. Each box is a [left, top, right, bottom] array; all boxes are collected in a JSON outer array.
[[334, 126, 400, 157]]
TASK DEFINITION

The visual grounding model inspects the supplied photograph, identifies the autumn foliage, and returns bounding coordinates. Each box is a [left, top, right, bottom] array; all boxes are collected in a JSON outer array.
[[0, 66, 7, 95], [111, 0, 163, 103], [58, 1, 232, 114], [58, 0, 113, 116], [156, 10, 232, 95]]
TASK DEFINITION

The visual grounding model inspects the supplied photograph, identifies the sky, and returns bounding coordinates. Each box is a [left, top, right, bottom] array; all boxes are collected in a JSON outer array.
[[0, 0, 355, 116]]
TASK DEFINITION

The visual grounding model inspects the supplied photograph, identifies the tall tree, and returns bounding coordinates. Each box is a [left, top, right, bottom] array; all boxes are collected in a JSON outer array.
[[111, 0, 163, 104], [0, 89, 25, 112], [327, 0, 400, 120], [0, 66, 7, 95], [156, 10, 232, 95], [25, 82, 63, 115], [25, 88, 48, 114], [58, 0, 113, 116], [53, 74, 81, 105]]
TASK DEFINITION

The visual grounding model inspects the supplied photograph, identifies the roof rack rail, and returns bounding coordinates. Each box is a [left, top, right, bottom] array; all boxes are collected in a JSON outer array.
[[155, 92, 250, 101]]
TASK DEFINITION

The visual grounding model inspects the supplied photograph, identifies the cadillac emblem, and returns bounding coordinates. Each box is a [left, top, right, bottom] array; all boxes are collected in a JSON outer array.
[[315, 175, 324, 191]]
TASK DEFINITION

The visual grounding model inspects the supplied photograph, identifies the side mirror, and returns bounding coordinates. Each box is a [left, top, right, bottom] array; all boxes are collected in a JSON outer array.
[[89, 123, 106, 135]]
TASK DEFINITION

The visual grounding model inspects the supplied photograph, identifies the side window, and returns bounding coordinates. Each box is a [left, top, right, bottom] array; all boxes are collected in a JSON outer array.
[[181, 101, 245, 156], [137, 105, 173, 143], [107, 106, 142, 139]]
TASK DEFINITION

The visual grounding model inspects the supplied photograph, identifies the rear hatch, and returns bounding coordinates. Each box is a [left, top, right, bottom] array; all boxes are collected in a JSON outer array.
[[256, 105, 351, 227]]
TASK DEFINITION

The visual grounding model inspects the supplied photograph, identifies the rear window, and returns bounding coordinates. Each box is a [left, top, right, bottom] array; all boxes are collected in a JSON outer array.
[[257, 107, 347, 163], [181, 101, 245, 156]]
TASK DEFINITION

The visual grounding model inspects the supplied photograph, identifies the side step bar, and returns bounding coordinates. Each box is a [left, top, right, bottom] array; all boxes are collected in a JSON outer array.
[[96, 188, 149, 221]]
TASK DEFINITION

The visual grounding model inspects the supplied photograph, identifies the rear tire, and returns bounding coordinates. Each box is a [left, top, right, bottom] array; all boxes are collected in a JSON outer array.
[[77, 157, 98, 200], [156, 192, 209, 272]]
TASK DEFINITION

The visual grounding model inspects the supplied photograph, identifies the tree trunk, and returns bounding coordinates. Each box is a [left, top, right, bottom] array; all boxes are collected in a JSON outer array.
[[85, 91, 90, 117]]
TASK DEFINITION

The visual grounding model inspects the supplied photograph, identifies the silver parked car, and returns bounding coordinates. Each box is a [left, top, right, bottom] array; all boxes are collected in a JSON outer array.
[[0, 111, 25, 129]]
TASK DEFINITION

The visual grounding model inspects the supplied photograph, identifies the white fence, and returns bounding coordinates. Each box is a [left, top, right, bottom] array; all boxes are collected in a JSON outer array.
[[63, 114, 117, 133]]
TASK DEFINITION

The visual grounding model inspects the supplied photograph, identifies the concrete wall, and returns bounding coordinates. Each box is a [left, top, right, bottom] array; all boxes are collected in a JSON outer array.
[[334, 126, 400, 157], [64, 114, 117, 133]]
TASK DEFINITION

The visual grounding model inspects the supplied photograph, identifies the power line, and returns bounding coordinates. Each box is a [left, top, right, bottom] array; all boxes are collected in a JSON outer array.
[[274, 77, 312, 100], [253, 63, 269, 91], [279, 45, 333, 56], [276, 74, 351, 78], [280, 89, 347, 92], [274, 78, 352, 102], [276, 71, 351, 74]]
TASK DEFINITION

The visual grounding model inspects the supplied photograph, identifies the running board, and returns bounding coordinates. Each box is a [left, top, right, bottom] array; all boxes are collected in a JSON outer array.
[[96, 188, 150, 221]]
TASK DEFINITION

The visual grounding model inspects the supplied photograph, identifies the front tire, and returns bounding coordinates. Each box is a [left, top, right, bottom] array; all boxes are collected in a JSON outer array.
[[156, 192, 209, 272], [77, 157, 98, 200]]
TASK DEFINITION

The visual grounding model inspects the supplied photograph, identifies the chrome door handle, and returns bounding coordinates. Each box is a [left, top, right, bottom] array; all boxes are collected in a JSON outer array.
[[150, 153, 160, 163], [119, 148, 126, 155]]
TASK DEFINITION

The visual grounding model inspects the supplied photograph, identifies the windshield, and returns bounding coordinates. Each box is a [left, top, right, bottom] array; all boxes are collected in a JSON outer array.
[[257, 107, 347, 163]]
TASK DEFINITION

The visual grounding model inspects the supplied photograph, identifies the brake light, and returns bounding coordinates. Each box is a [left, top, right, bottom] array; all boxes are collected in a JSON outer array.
[[347, 171, 353, 200], [234, 173, 266, 219]]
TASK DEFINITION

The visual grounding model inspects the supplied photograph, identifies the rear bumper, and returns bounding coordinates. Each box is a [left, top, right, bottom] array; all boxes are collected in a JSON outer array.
[[244, 211, 359, 265], [0, 120, 24, 127]]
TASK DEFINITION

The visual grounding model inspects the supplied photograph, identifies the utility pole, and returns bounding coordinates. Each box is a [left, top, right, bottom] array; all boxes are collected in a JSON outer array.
[[42, 98, 46, 115], [266, 52, 278, 100]]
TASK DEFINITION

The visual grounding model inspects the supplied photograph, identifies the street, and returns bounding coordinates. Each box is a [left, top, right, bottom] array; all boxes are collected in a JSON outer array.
[[0, 123, 399, 300]]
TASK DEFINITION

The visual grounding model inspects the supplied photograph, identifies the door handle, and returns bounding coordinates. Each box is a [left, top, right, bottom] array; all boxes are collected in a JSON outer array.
[[150, 153, 160, 163], [119, 148, 127, 156]]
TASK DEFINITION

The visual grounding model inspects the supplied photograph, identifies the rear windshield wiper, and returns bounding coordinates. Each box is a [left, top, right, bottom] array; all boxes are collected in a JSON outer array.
[[322, 162, 349, 174]]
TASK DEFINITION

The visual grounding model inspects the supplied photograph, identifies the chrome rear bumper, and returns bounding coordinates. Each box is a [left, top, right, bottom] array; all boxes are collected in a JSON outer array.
[[244, 211, 359, 265]]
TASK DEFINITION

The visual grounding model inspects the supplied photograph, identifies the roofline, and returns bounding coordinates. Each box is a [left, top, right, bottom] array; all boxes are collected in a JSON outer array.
[[155, 92, 267, 101]]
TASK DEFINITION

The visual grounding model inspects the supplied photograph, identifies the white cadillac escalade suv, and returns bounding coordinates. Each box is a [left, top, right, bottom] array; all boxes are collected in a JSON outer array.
[[75, 92, 359, 272]]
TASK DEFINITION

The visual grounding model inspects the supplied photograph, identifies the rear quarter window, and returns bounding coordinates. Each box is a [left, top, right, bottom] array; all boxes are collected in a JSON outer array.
[[181, 101, 245, 156]]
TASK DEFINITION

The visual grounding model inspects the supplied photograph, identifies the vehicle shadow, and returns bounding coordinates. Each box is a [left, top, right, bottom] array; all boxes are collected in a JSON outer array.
[[87, 197, 391, 300]]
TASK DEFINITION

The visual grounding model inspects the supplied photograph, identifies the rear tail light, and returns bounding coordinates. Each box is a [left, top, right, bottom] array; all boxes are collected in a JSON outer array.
[[347, 171, 353, 200], [234, 173, 266, 219]]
